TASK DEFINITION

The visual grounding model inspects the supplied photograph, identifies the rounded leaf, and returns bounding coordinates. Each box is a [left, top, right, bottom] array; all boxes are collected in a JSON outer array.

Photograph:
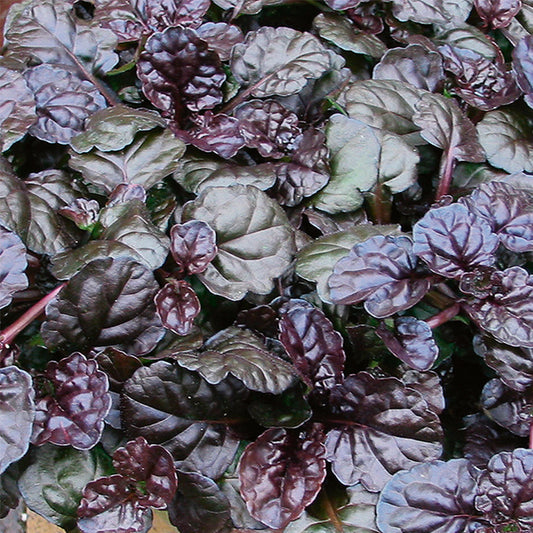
[[0, 226, 28, 310]]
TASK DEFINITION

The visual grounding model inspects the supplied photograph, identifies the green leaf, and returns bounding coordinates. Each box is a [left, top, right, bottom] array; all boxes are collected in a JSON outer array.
[[295, 224, 402, 303], [181, 185, 295, 300]]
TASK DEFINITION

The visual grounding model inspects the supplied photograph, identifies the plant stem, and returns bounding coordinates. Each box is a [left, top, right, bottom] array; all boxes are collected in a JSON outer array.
[[436, 148, 456, 201], [530, 422, 533, 450], [0, 282, 66, 352], [425, 302, 461, 329]]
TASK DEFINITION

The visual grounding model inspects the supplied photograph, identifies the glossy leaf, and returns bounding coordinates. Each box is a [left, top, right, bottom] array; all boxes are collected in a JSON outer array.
[[176, 326, 296, 393], [475, 0, 522, 28], [92, 0, 143, 42], [413, 203, 498, 279], [513, 34, 533, 108], [137, 26, 225, 123], [273, 163, 329, 208], [181, 185, 295, 300], [196, 22, 244, 62], [477, 109, 533, 173], [376, 317, 438, 371], [373, 44, 444, 91], [23, 64, 107, 145], [295, 224, 401, 304], [475, 449, 533, 530], [239, 425, 327, 529], [328, 235, 431, 318], [386, 0, 473, 25], [134, 0, 210, 30], [121, 361, 247, 478], [211, 0, 282, 15], [278, 300, 345, 392], [325, 372, 443, 491], [376, 459, 483, 533], [19, 445, 109, 531], [314, 13, 386, 59], [0, 226, 28, 310], [168, 471, 232, 533], [230, 27, 337, 98], [0, 366, 34, 474], [155, 280, 201, 336], [0, 65, 36, 151], [41, 257, 164, 355], [69, 127, 186, 194], [401, 369, 445, 415], [464, 266, 533, 347]]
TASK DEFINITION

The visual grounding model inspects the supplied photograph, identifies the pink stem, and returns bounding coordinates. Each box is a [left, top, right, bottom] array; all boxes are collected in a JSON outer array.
[[436, 148, 456, 201], [425, 302, 461, 329], [0, 283, 66, 350]]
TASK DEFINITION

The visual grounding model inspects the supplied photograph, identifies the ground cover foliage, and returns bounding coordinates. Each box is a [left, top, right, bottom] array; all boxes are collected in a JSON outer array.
[[0, 0, 533, 531]]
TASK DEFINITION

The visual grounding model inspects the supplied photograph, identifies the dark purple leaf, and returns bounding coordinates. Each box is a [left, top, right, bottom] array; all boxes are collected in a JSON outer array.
[[0, 226, 28, 310], [236, 304, 278, 338], [464, 266, 533, 347], [413, 203, 499, 279], [459, 267, 497, 299], [278, 300, 345, 393], [172, 112, 245, 158], [324, 0, 362, 9], [108, 184, 147, 206], [31, 352, 111, 450], [460, 181, 533, 253], [168, 471, 232, 533], [121, 361, 247, 478], [513, 35, 533, 108], [137, 26, 225, 123], [177, 326, 296, 393], [0, 366, 34, 474], [474, 0, 522, 28], [474, 335, 533, 392], [400, 369, 445, 414], [386, 0, 472, 25], [135, 0, 209, 29], [59, 199, 100, 230], [373, 44, 445, 92], [93, 0, 144, 42], [170, 220, 218, 276], [155, 280, 201, 337], [376, 317, 438, 371], [238, 425, 327, 529], [463, 414, 526, 469], [234, 100, 302, 159], [23, 64, 106, 145], [481, 378, 533, 437], [0, 65, 36, 151], [346, 3, 384, 34], [291, 127, 329, 174], [196, 22, 244, 62], [272, 163, 329, 207], [325, 372, 443, 491], [475, 449, 533, 530], [41, 257, 165, 355], [439, 45, 521, 111], [328, 235, 431, 318], [376, 459, 484, 533]]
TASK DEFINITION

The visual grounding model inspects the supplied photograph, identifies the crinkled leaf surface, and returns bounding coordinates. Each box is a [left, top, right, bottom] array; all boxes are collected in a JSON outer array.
[[41, 257, 164, 355], [311, 115, 379, 214], [279, 300, 345, 392], [295, 224, 401, 304], [230, 27, 337, 98], [155, 280, 201, 337], [31, 352, 111, 450], [196, 22, 244, 62], [376, 459, 483, 533], [181, 185, 295, 300], [239, 425, 327, 529], [121, 361, 247, 478], [211, 0, 282, 15], [464, 266, 533, 347], [413, 203, 498, 279], [19, 445, 109, 531], [70, 106, 166, 153], [401, 370, 445, 415], [5, 0, 118, 75], [168, 470, 232, 533], [0, 366, 34, 474], [475, 449, 533, 530], [328, 235, 431, 318], [513, 34, 533, 107], [134, 0, 210, 30], [69, 127, 186, 193], [313, 13, 386, 59], [376, 317, 438, 371], [385, 0, 474, 25], [0, 226, 27, 310], [137, 26, 225, 122], [373, 44, 444, 91], [438, 24, 498, 59], [0, 65, 36, 151], [92, 0, 143, 42], [170, 220, 217, 276], [176, 326, 296, 393], [477, 109, 533, 173], [325, 372, 443, 491], [475, 0, 522, 28]]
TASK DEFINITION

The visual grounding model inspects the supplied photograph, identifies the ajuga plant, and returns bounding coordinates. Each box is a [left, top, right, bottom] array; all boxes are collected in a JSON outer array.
[[1, 0, 533, 531]]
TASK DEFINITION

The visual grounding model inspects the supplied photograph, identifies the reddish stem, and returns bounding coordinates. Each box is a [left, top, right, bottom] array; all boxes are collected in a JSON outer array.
[[0, 283, 66, 351], [436, 148, 456, 201], [530, 422, 533, 450], [425, 302, 461, 329]]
